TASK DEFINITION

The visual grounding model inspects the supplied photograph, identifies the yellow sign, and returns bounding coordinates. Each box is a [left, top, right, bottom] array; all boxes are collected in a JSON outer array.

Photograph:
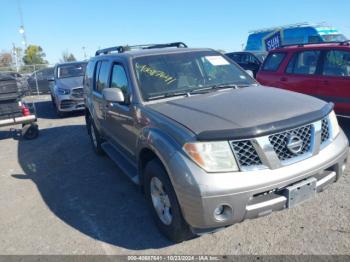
[[135, 63, 176, 85]]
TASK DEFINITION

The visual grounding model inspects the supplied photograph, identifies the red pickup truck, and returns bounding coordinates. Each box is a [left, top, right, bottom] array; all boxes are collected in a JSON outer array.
[[257, 41, 350, 117]]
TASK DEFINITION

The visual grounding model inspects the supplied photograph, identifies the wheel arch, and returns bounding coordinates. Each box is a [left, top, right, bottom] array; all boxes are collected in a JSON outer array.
[[137, 128, 179, 187]]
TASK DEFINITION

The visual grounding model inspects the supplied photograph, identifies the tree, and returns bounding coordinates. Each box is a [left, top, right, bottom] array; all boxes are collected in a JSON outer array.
[[61, 51, 77, 62], [23, 45, 48, 65], [0, 52, 12, 67]]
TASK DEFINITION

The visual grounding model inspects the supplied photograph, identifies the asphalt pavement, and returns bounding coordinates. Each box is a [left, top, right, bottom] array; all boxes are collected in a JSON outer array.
[[0, 95, 349, 255]]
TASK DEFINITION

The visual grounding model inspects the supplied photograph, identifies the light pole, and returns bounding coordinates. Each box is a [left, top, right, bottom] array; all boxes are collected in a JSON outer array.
[[82, 46, 87, 60], [19, 26, 27, 47], [17, 0, 27, 48]]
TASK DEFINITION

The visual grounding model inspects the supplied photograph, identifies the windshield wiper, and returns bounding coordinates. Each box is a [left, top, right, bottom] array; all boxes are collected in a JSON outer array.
[[147, 84, 241, 101], [189, 83, 239, 94], [147, 91, 189, 101]]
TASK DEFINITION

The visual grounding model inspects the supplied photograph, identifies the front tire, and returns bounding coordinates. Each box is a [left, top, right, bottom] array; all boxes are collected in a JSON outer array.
[[144, 158, 195, 243]]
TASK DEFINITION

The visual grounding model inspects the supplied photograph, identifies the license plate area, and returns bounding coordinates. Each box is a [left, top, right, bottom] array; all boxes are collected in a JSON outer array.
[[281, 177, 317, 208]]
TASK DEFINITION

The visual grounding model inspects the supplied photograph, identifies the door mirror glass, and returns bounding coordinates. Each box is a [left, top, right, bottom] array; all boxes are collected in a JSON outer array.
[[102, 88, 125, 103]]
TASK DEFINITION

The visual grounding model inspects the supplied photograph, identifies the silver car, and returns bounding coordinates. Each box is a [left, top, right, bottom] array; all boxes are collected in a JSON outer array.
[[50, 61, 87, 116]]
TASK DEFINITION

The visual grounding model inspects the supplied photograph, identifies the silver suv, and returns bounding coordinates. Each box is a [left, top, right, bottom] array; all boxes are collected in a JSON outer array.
[[50, 61, 87, 116], [83, 43, 349, 242]]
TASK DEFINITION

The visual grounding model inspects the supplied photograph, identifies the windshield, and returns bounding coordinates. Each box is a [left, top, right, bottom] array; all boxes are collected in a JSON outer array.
[[321, 34, 348, 42], [133, 51, 255, 101], [57, 63, 87, 79]]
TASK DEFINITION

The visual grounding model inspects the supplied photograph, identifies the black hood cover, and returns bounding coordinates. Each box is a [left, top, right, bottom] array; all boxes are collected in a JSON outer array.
[[148, 86, 332, 141]]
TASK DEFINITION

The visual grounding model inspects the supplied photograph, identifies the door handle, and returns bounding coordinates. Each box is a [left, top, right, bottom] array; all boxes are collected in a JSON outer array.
[[280, 77, 288, 82]]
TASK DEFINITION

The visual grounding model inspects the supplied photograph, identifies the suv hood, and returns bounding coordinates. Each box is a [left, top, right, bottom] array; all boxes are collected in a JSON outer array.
[[147, 86, 332, 140], [56, 76, 83, 89]]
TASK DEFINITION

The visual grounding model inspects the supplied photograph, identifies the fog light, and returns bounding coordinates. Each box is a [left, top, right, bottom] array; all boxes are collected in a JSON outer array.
[[214, 205, 224, 216], [342, 161, 347, 173], [213, 205, 232, 221]]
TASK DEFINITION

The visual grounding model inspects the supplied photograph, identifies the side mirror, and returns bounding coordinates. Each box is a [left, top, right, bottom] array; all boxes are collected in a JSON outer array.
[[245, 70, 254, 78], [47, 77, 55, 82], [102, 88, 125, 103]]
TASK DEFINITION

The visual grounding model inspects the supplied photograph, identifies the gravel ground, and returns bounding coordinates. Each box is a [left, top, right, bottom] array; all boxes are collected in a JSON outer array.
[[0, 95, 349, 255]]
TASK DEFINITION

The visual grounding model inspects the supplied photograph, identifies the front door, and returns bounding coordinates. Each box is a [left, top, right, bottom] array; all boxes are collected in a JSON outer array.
[[104, 63, 137, 161]]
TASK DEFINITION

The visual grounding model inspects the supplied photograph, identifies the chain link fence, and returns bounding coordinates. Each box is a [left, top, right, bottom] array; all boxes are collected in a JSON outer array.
[[0, 64, 55, 96]]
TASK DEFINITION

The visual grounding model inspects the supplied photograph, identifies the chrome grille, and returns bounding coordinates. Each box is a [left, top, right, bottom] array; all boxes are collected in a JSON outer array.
[[231, 140, 262, 167], [268, 125, 312, 161], [71, 88, 84, 98], [321, 118, 330, 144]]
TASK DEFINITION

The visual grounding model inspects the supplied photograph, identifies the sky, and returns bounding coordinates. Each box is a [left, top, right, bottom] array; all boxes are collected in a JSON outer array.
[[1, 0, 350, 64]]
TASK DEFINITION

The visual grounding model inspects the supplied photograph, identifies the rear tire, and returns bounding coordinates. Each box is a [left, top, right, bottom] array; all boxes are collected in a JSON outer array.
[[87, 117, 104, 155], [144, 158, 195, 243]]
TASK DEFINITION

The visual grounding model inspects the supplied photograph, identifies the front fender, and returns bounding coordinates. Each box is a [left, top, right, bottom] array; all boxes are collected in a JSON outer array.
[[137, 127, 181, 183]]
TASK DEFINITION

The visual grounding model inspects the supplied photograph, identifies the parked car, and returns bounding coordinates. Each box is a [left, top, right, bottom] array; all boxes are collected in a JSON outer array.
[[225, 51, 267, 77], [49, 61, 87, 117], [257, 41, 350, 117], [84, 42, 348, 243], [27, 67, 54, 94]]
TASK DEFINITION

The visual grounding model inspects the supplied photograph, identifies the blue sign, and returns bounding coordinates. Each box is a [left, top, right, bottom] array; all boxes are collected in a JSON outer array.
[[264, 31, 282, 51]]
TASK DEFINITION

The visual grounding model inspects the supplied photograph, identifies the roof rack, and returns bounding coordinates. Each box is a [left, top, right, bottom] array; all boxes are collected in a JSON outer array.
[[277, 40, 350, 49], [144, 42, 188, 49], [249, 22, 330, 34], [95, 46, 124, 56], [95, 42, 188, 56]]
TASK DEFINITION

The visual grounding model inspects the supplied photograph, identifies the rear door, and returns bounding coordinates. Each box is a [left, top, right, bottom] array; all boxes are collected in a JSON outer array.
[[318, 48, 350, 115], [280, 49, 323, 96], [92, 60, 110, 131]]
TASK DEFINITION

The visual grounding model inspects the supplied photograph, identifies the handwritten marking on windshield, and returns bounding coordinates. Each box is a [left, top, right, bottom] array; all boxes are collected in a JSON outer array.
[[136, 63, 176, 85]]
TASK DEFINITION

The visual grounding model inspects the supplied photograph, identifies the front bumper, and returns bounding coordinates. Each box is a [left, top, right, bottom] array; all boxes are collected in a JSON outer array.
[[55, 94, 85, 112], [168, 130, 349, 230]]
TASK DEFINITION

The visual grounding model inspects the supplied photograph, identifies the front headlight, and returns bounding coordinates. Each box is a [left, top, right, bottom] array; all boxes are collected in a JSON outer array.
[[57, 88, 70, 95], [329, 110, 340, 139], [183, 141, 239, 172]]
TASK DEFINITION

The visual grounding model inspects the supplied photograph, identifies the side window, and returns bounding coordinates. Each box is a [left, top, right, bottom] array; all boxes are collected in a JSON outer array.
[[262, 53, 286, 71], [226, 54, 241, 63], [95, 61, 109, 93], [286, 50, 320, 75], [323, 50, 350, 77], [238, 54, 248, 64], [110, 64, 129, 95], [246, 54, 258, 64]]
